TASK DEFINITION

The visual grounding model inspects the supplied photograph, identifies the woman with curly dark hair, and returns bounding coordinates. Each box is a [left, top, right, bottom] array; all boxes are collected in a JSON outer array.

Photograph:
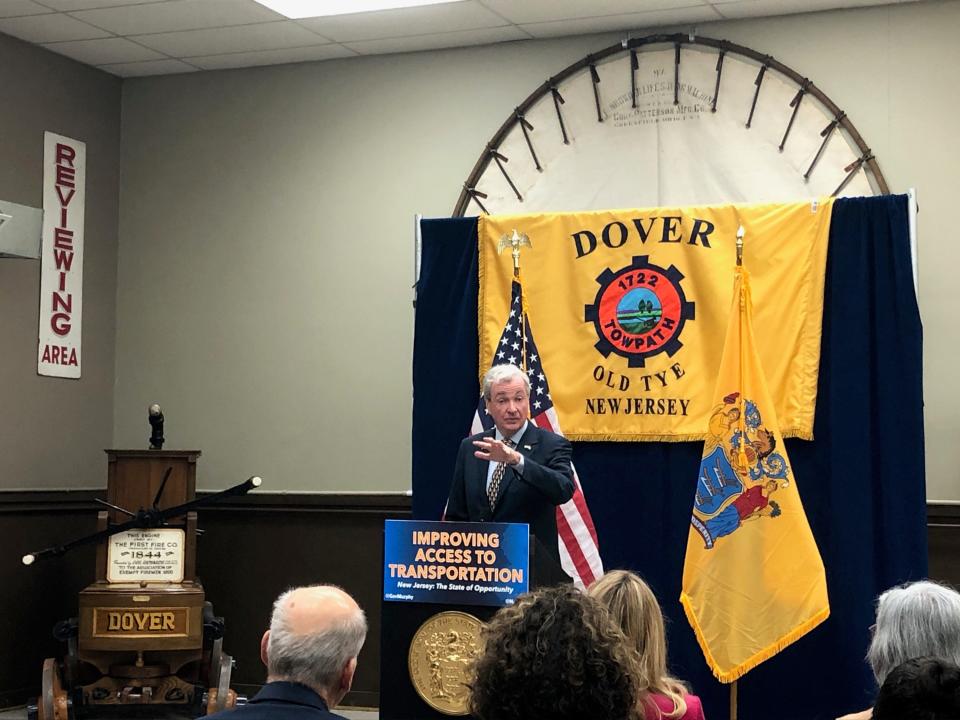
[[470, 584, 639, 720]]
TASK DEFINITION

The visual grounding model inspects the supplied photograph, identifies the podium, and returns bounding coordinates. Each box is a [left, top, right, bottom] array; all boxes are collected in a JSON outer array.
[[379, 520, 569, 720]]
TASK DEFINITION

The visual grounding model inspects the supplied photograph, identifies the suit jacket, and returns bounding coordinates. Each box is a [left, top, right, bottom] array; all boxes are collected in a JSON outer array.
[[445, 422, 575, 565], [205, 681, 347, 720]]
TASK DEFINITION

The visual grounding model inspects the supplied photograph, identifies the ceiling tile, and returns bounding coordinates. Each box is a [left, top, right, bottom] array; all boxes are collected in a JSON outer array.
[[0, 12, 109, 42], [711, 0, 897, 17], [97, 57, 198, 76], [42, 36, 164, 64], [477, 0, 708, 24], [134, 21, 325, 56], [187, 44, 356, 70], [39, 0, 163, 10], [296, 1, 507, 43], [343, 24, 528, 55], [69, 0, 284, 36], [0, 1, 53, 18], [520, 6, 721, 39]]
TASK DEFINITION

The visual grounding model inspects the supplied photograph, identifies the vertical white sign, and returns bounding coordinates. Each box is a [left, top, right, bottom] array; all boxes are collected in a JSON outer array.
[[38, 132, 85, 378]]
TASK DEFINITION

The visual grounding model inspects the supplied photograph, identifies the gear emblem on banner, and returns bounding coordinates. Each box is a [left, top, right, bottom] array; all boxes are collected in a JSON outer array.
[[584, 255, 696, 368]]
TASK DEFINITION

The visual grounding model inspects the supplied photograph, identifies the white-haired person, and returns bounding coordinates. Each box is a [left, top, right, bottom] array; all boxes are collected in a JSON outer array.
[[837, 580, 960, 720], [206, 585, 367, 720], [444, 363, 575, 567]]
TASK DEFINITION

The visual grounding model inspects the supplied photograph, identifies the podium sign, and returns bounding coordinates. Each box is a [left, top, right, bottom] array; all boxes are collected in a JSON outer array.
[[380, 519, 565, 720], [383, 519, 529, 606]]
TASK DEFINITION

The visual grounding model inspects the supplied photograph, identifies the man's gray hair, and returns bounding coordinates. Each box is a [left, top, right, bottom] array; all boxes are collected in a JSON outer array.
[[482, 364, 530, 400], [867, 580, 960, 685], [266, 585, 368, 693]]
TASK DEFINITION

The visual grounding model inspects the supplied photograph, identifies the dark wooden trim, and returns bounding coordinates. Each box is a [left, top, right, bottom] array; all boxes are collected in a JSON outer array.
[[0, 490, 412, 514], [0, 685, 381, 712], [232, 684, 378, 709], [0, 489, 104, 513], [927, 502, 960, 525], [342, 690, 379, 709], [927, 503, 960, 591], [198, 492, 412, 513]]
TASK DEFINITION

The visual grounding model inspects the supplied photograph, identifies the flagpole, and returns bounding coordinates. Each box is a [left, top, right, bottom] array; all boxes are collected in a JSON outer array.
[[731, 224, 744, 720], [735, 225, 748, 468], [514, 239, 527, 374], [499, 229, 530, 373]]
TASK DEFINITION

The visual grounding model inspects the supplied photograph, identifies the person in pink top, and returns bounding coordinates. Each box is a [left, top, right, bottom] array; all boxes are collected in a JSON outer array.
[[590, 570, 706, 720]]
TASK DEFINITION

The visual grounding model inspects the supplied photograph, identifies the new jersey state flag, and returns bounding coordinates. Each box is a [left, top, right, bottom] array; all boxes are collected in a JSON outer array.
[[679, 264, 829, 683]]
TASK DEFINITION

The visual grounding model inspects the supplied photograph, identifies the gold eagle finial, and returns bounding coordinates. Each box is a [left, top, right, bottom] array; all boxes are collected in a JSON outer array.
[[497, 229, 532, 277]]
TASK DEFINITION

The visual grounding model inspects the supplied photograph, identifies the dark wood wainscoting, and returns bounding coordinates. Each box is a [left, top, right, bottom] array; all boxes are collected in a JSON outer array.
[[927, 503, 960, 588], [0, 491, 411, 709], [2, 493, 957, 710]]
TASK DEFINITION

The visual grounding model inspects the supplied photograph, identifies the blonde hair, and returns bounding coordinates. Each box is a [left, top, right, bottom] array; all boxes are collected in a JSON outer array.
[[589, 570, 689, 719]]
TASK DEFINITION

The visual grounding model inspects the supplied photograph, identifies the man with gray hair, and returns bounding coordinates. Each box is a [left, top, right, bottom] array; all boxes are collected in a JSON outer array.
[[205, 585, 367, 720], [445, 363, 575, 566]]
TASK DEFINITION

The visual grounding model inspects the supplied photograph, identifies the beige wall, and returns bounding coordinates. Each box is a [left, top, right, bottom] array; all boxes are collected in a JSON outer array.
[[0, 33, 120, 489], [113, 1, 959, 498]]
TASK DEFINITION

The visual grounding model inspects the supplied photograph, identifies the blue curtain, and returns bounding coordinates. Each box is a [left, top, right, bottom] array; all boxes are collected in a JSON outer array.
[[411, 195, 926, 720]]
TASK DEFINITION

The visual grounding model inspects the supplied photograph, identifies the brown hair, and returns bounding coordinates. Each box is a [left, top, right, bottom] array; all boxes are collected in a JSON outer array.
[[470, 585, 638, 720], [589, 570, 689, 718]]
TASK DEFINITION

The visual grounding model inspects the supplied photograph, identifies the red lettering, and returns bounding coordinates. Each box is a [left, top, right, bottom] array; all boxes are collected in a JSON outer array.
[[60, 207, 68, 226], [56, 186, 75, 207], [52, 292, 72, 314], [55, 143, 75, 168], [54, 249, 73, 271], [54, 228, 73, 250], [51, 313, 71, 336], [58, 272, 67, 292], [55, 164, 75, 188], [40, 345, 77, 366]]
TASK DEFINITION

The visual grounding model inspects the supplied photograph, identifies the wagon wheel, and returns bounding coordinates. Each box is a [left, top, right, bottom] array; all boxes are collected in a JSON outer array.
[[39, 659, 71, 720]]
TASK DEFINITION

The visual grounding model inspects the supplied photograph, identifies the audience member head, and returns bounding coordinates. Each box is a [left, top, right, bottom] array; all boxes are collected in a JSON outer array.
[[470, 584, 637, 720], [873, 657, 960, 720], [261, 585, 367, 708], [590, 569, 689, 717], [867, 580, 960, 686]]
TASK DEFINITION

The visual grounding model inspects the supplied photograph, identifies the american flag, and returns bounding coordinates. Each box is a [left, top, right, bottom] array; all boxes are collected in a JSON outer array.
[[471, 280, 604, 588]]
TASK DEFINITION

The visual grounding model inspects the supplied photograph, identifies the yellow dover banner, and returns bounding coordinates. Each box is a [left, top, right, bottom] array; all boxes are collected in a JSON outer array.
[[478, 200, 833, 441]]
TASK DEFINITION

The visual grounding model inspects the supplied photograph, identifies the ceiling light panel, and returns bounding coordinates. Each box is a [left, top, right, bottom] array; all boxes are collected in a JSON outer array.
[[297, 2, 505, 43], [253, 0, 468, 19]]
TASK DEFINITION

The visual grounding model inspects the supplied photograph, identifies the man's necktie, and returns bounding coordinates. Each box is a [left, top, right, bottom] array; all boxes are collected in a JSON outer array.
[[487, 438, 515, 510]]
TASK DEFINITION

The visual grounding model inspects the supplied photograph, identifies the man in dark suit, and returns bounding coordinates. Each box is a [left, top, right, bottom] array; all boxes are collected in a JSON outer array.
[[205, 585, 366, 720], [445, 364, 575, 566]]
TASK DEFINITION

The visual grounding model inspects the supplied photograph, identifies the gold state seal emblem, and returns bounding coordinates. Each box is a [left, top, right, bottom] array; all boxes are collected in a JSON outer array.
[[408, 611, 484, 716]]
